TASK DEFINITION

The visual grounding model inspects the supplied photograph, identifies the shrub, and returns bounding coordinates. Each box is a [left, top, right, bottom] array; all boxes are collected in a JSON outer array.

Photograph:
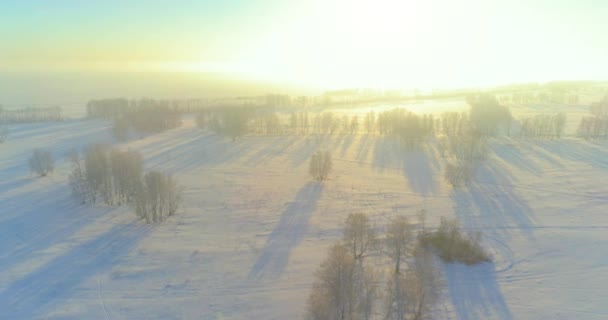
[[309, 151, 332, 182], [420, 217, 490, 265], [29, 149, 54, 177], [134, 171, 182, 223]]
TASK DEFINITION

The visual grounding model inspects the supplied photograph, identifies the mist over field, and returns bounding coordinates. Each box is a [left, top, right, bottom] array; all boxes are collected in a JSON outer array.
[[2, 1, 608, 319]]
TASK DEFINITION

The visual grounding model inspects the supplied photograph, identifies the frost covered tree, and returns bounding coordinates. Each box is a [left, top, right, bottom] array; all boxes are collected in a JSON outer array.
[[309, 151, 332, 182], [110, 149, 143, 204], [68, 150, 90, 203], [467, 94, 512, 136], [306, 243, 356, 320], [343, 213, 377, 262], [29, 148, 54, 177], [386, 216, 414, 274], [134, 171, 182, 223]]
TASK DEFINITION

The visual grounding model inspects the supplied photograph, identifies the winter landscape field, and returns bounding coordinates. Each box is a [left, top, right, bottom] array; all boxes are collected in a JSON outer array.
[[3, 1, 608, 319], [2, 95, 608, 319]]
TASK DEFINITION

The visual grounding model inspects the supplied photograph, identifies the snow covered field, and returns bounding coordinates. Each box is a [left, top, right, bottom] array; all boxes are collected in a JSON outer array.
[[1, 110, 608, 319]]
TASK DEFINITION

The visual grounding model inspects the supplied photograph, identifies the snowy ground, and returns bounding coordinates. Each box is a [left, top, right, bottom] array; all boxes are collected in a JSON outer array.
[[1, 110, 608, 319]]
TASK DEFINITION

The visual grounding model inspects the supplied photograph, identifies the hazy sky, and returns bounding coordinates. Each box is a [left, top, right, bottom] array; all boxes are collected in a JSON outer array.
[[1, 0, 607, 89]]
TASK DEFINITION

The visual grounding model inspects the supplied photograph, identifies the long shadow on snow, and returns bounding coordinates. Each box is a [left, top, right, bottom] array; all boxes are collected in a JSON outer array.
[[243, 135, 300, 167], [489, 142, 542, 176], [248, 182, 323, 280], [289, 135, 336, 167], [531, 139, 608, 170], [445, 263, 512, 320], [0, 221, 151, 319], [372, 137, 440, 195], [452, 160, 536, 242], [145, 132, 256, 174], [0, 181, 115, 279]]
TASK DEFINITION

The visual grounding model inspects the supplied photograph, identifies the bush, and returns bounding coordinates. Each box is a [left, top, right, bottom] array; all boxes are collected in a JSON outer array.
[[309, 151, 332, 182], [420, 217, 490, 265], [468, 94, 512, 136], [29, 149, 54, 177], [133, 171, 182, 223]]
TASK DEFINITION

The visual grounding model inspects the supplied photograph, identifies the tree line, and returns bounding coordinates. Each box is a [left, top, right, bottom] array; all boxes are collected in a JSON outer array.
[[0, 106, 62, 123], [87, 98, 182, 140]]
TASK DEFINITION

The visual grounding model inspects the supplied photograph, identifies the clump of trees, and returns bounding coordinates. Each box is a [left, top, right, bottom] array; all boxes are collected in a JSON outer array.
[[68, 144, 181, 223], [376, 109, 434, 148], [439, 129, 487, 188], [87, 98, 182, 140], [29, 149, 54, 177], [419, 217, 490, 265], [133, 171, 181, 223], [519, 113, 566, 139], [467, 94, 512, 136], [306, 212, 443, 320], [309, 151, 332, 182], [208, 106, 255, 140], [578, 95, 608, 139], [68, 145, 143, 205]]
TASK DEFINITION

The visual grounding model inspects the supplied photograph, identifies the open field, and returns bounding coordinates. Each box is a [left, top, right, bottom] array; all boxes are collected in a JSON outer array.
[[1, 105, 608, 319]]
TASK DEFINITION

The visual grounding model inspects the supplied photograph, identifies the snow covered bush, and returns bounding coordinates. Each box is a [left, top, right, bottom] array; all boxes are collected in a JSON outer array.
[[420, 217, 490, 265], [29, 149, 54, 177], [134, 171, 182, 223], [309, 151, 332, 182]]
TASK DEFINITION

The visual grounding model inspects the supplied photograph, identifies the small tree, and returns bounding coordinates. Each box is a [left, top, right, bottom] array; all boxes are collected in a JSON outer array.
[[386, 216, 414, 274], [343, 213, 377, 262], [309, 151, 332, 182], [134, 170, 182, 223], [306, 243, 356, 320], [29, 149, 54, 177]]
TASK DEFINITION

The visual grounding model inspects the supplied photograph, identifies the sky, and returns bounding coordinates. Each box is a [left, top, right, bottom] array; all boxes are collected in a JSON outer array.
[[1, 0, 607, 92]]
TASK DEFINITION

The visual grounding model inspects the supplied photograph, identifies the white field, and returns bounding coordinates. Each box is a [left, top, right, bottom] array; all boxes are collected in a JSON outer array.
[[1, 107, 608, 319]]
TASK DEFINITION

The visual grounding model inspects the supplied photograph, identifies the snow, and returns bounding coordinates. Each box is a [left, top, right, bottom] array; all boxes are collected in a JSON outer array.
[[1, 110, 608, 319]]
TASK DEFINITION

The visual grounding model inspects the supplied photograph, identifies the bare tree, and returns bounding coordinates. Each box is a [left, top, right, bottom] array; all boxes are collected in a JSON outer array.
[[68, 150, 89, 203], [386, 216, 414, 274], [29, 149, 54, 177], [407, 248, 441, 320], [344, 213, 377, 262], [306, 243, 356, 320], [134, 171, 182, 223], [310, 151, 333, 182]]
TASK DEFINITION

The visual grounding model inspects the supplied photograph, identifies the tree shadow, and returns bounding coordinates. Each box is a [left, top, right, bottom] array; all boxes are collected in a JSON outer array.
[[0, 221, 151, 318], [445, 262, 512, 320], [248, 182, 323, 280], [144, 132, 257, 174], [243, 136, 300, 167], [452, 160, 536, 242], [372, 137, 440, 194], [355, 134, 374, 163], [288, 135, 332, 168], [338, 134, 355, 158], [0, 180, 115, 274], [489, 143, 542, 176], [531, 139, 608, 170]]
